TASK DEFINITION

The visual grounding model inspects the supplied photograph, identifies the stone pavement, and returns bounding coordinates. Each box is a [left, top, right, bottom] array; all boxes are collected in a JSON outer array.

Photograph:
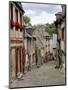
[[10, 61, 65, 88]]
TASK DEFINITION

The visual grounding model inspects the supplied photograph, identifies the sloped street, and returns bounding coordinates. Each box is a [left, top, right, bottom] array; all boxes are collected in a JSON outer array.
[[10, 61, 65, 88]]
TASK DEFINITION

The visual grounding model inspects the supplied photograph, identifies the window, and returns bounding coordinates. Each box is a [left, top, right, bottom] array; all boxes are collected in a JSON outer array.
[[10, 3, 13, 20], [10, 3, 13, 29], [20, 13, 22, 24], [15, 8, 18, 30], [20, 13, 22, 31], [62, 28, 64, 40], [15, 8, 18, 23]]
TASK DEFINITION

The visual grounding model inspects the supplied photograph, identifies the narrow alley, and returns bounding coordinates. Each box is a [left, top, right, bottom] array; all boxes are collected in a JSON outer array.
[[9, 2, 66, 88]]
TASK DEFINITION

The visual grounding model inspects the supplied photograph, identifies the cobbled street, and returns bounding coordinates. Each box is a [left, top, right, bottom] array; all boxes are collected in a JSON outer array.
[[10, 61, 65, 88]]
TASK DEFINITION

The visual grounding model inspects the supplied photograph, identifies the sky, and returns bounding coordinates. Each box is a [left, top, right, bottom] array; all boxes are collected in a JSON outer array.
[[22, 3, 62, 25]]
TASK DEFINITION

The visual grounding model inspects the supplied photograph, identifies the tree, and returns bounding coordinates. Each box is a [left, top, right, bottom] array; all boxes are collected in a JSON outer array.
[[23, 16, 31, 24], [44, 23, 57, 35]]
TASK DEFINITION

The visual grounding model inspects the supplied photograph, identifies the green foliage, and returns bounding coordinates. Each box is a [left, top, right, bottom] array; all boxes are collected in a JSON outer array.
[[44, 23, 57, 35], [23, 16, 31, 24], [23, 16, 56, 35], [31, 23, 56, 34]]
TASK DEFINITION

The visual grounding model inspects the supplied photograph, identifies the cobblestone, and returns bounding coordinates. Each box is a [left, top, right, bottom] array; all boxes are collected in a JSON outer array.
[[10, 61, 65, 88]]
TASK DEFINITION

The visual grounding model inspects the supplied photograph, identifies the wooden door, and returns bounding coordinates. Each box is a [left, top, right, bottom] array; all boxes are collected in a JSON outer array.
[[15, 48, 18, 77]]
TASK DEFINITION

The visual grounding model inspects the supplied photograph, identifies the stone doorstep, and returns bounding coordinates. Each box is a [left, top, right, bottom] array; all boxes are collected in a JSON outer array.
[[17, 72, 23, 79]]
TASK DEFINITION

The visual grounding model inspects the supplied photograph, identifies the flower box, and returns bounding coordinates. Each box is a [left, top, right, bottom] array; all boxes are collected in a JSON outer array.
[[15, 22, 20, 29], [10, 20, 15, 27]]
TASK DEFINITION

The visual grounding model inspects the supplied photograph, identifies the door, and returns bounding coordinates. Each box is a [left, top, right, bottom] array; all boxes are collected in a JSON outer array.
[[15, 48, 18, 77]]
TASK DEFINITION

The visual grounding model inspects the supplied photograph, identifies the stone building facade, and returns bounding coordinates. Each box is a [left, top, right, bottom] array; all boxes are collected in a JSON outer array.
[[52, 34, 57, 60], [55, 5, 66, 67], [9, 2, 25, 80], [24, 26, 36, 71], [33, 28, 53, 63], [43, 32, 50, 54], [24, 26, 32, 70], [31, 35, 36, 67], [33, 29, 44, 64]]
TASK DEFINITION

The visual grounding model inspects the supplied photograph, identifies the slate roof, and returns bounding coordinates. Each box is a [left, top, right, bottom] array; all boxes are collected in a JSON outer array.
[[14, 2, 25, 13], [24, 26, 32, 38], [25, 26, 32, 35]]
